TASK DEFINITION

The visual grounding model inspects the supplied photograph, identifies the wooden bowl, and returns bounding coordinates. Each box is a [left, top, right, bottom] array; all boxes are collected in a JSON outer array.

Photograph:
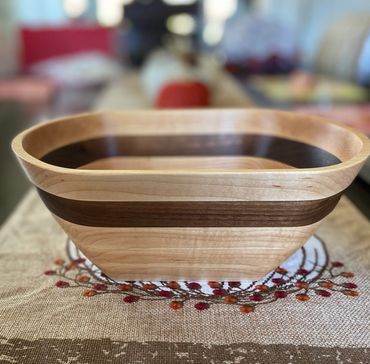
[[12, 109, 370, 280]]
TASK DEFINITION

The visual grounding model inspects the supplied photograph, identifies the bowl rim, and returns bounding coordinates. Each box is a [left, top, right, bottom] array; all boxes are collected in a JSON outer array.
[[12, 108, 370, 176]]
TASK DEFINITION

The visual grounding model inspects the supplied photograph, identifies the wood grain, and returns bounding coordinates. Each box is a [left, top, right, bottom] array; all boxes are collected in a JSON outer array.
[[19, 109, 364, 162], [12, 109, 370, 280], [55, 215, 321, 280], [40, 134, 341, 169], [38, 188, 341, 228], [13, 109, 368, 203], [80, 156, 293, 170]]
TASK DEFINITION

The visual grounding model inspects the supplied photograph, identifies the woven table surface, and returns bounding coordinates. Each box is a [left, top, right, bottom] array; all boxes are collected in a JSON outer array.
[[1, 73, 369, 363], [0, 190, 369, 363]]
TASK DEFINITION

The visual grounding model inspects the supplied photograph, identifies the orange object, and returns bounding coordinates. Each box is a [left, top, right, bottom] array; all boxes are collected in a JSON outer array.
[[142, 283, 157, 290], [295, 293, 310, 301], [118, 284, 133, 291], [155, 81, 210, 108], [240, 305, 254, 313], [83, 289, 97, 297], [255, 284, 270, 292], [167, 281, 180, 289], [223, 296, 238, 304], [169, 301, 184, 310]]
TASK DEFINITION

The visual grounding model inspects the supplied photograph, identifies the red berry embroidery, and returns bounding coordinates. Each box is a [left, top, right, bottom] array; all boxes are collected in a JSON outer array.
[[208, 281, 222, 289], [123, 295, 138, 303], [169, 301, 183, 310], [118, 284, 132, 291], [331, 261, 344, 267], [343, 290, 359, 297], [159, 290, 173, 298], [297, 268, 309, 275], [65, 262, 78, 270], [316, 289, 331, 297], [275, 267, 288, 275], [342, 282, 357, 289], [274, 290, 288, 299], [45, 251, 360, 314], [272, 278, 285, 285], [167, 281, 180, 289], [77, 275, 90, 283], [223, 295, 238, 304], [255, 284, 269, 292], [142, 283, 157, 290], [240, 305, 254, 313], [319, 281, 333, 289], [212, 289, 226, 296], [340, 272, 354, 278], [53, 259, 65, 265], [296, 293, 310, 301], [250, 294, 263, 302], [83, 289, 96, 297], [55, 281, 69, 288], [44, 270, 56, 275], [74, 258, 85, 264], [194, 302, 209, 311], [93, 283, 107, 291], [228, 281, 241, 288], [295, 282, 309, 289], [187, 282, 201, 290]]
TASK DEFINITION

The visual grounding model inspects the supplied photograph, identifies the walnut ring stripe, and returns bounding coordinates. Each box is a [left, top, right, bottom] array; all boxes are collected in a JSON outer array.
[[37, 188, 342, 228], [40, 134, 342, 169]]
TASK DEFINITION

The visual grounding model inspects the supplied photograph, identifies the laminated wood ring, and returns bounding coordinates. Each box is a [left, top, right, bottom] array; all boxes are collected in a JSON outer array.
[[12, 109, 370, 281]]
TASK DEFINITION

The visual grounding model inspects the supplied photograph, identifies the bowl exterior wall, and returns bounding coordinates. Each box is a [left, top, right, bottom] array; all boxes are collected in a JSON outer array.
[[12, 110, 370, 280], [14, 143, 367, 280], [54, 215, 321, 281]]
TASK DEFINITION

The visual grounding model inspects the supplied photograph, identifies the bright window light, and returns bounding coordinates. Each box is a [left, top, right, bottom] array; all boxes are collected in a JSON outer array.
[[203, 0, 237, 46], [204, 0, 237, 22], [97, 0, 128, 26], [63, 0, 88, 18], [167, 13, 196, 36], [203, 22, 224, 45], [163, 0, 197, 5]]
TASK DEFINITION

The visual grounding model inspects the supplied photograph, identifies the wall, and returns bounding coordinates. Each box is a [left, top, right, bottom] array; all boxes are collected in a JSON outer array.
[[0, 0, 98, 75], [14, 0, 66, 25], [0, 1, 18, 75], [255, 0, 370, 64]]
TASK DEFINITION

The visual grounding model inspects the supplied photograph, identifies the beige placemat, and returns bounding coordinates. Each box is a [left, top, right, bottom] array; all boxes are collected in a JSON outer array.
[[1, 75, 369, 363], [0, 190, 369, 363]]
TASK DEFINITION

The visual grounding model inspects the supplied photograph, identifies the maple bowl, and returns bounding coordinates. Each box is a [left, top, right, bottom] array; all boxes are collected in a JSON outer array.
[[12, 109, 370, 280]]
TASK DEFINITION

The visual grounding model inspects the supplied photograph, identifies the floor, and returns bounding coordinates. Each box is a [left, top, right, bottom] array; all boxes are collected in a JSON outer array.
[[346, 177, 370, 219], [0, 102, 30, 224]]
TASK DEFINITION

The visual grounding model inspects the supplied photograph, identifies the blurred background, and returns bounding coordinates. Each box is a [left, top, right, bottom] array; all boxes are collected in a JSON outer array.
[[1, 0, 370, 224]]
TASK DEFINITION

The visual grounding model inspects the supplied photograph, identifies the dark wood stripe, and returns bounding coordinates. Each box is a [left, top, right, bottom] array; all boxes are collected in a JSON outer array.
[[37, 188, 341, 228], [41, 134, 341, 169]]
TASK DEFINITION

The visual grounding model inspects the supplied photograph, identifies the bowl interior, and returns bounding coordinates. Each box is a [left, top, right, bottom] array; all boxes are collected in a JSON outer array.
[[20, 109, 364, 172]]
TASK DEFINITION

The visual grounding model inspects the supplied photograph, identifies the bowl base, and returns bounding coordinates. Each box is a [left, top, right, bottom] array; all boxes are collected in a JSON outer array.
[[66, 234, 328, 291]]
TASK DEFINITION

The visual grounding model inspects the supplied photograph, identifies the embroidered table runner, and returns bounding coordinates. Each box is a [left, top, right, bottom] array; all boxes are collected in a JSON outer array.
[[0, 191, 369, 363]]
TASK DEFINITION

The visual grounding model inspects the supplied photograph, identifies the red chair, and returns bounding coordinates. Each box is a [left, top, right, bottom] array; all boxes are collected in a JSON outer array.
[[20, 25, 117, 72]]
